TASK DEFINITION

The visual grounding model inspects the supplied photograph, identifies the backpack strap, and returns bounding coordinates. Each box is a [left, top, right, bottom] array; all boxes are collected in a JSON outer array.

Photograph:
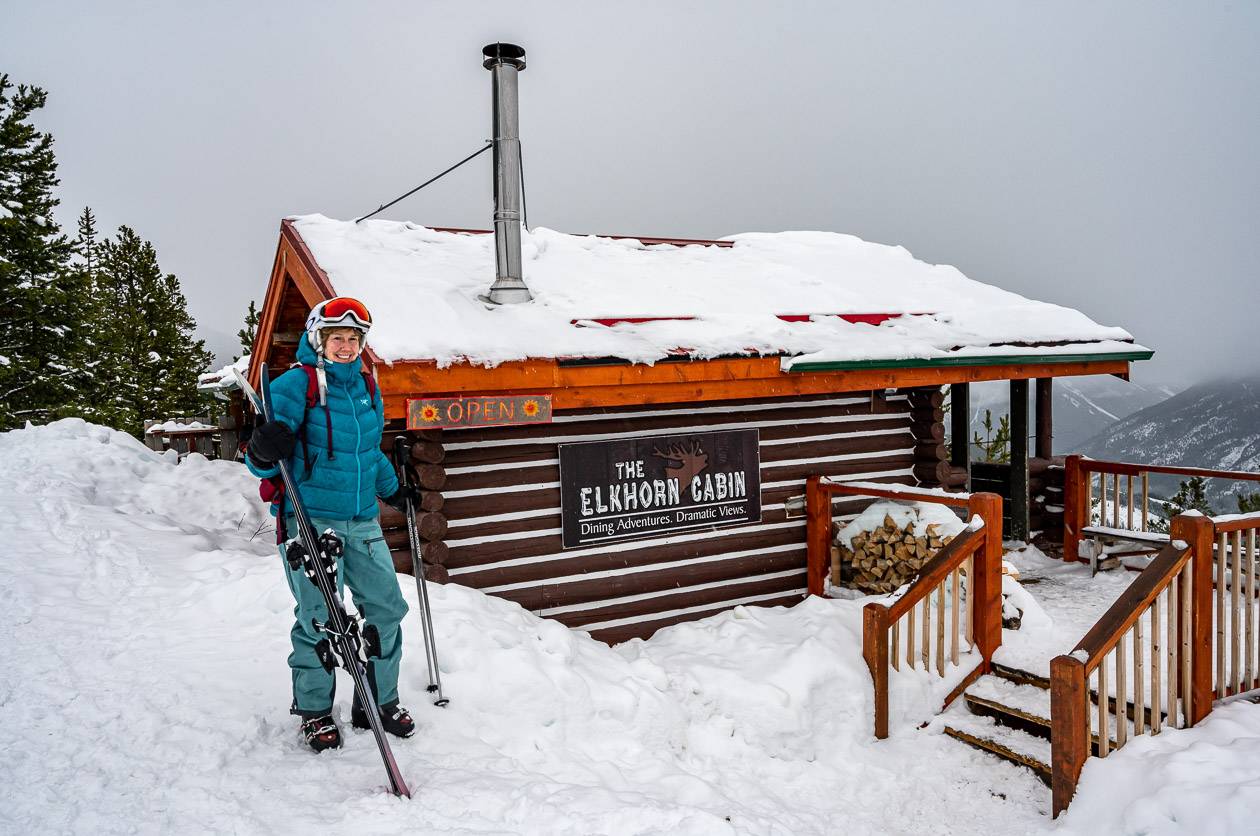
[[298, 364, 337, 461]]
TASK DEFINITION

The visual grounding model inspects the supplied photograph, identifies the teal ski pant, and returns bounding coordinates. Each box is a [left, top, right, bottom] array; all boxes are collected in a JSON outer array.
[[279, 516, 408, 717]]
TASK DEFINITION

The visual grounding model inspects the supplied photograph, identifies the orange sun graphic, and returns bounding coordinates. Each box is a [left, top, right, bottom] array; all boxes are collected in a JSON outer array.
[[522, 399, 540, 417], [419, 404, 440, 423]]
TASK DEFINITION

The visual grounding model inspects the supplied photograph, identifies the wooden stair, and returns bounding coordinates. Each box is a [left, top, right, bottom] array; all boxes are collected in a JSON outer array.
[[942, 664, 1163, 786]]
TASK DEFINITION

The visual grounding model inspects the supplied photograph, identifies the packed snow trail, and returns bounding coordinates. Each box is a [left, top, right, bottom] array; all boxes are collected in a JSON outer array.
[[0, 420, 1253, 834]]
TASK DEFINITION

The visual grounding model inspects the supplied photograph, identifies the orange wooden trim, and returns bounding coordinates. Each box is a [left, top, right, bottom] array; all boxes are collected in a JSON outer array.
[[1050, 654, 1088, 817], [805, 475, 833, 596], [1176, 513, 1216, 725], [820, 480, 971, 508], [377, 356, 1134, 399], [863, 603, 890, 739], [247, 232, 290, 389], [373, 357, 1134, 417], [1062, 455, 1086, 564], [968, 492, 1005, 663]]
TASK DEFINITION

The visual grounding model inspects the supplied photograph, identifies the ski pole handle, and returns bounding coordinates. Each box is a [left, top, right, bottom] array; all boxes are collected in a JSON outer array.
[[394, 435, 411, 488]]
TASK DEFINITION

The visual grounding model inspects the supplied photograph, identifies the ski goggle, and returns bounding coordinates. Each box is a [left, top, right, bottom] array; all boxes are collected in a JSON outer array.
[[309, 296, 372, 331]]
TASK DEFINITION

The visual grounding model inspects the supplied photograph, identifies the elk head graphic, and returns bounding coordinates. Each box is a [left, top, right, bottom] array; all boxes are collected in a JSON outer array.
[[652, 440, 708, 487]]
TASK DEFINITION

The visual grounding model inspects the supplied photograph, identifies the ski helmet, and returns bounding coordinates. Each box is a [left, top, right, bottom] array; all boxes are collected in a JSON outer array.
[[305, 296, 372, 351]]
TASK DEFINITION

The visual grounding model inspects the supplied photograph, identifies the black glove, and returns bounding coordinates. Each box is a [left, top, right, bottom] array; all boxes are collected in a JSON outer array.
[[383, 485, 417, 514], [248, 421, 296, 468]]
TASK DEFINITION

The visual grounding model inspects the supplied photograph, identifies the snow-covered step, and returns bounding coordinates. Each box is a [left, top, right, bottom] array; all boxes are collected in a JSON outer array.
[[990, 661, 1051, 691], [941, 710, 1052, 787], [963, 671, 1162, 755], [963, 675, 1053, 741]]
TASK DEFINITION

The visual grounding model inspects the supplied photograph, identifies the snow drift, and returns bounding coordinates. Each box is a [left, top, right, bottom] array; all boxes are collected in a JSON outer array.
[[1, 419, 1253, 834]]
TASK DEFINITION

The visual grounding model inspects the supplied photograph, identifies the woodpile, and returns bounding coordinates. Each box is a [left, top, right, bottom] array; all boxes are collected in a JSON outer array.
[[831, 513, 956, 594]]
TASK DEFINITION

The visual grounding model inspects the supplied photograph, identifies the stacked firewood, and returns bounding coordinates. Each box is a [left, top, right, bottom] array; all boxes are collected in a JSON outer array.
[[831, 513, 956, 594]]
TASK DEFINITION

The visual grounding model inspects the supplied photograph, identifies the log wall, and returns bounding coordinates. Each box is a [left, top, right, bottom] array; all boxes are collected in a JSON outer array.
[[381, 389, 924, 644]]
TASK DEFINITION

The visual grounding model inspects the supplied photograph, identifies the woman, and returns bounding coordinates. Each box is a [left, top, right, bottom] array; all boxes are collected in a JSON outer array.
[[246, 296, 416, 752]]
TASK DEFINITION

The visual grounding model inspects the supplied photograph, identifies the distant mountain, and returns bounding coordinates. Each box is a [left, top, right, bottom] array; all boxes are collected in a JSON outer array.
[[1077, 376, 1260, 510], [960, 375, 1175, 454]]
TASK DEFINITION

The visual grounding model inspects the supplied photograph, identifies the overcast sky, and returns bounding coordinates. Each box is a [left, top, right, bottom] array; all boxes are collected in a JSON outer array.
[[5, 1, 1257, 386]]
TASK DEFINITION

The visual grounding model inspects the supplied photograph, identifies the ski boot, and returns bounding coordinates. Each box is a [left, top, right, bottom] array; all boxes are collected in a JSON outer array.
[[352, 699, 416, 738], [300, 715, 342, 752]]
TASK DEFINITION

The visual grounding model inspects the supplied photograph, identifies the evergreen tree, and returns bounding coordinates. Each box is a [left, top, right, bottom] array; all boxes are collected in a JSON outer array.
[[1150, 477, 1216, 533], [92, 225, 213, 435], [971, 408, 1011, 464], [1238, 492, 1260, 515], [235, 299, 260, 361], [0, 75, 92, 427]]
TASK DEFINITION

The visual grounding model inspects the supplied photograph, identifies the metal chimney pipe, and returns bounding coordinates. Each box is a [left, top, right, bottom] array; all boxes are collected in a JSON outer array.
[[481, 43, 532, 305]]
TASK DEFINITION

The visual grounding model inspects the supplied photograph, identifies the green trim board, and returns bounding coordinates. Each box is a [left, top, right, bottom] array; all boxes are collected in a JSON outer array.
[[783, 349, 1154, 373]]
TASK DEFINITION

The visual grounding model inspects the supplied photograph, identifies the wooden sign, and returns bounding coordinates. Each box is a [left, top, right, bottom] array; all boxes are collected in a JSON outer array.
[[558, 429, 761, 548], [407, 394, 552, 430]]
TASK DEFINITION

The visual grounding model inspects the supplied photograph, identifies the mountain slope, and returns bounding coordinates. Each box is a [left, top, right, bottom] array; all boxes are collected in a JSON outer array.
[[1077, 377, 1260, 508], [961, 376, 1174, 454]]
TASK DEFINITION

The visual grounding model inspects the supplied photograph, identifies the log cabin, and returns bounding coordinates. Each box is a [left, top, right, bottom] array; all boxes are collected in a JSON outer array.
[[245, 43, 1151, 644]]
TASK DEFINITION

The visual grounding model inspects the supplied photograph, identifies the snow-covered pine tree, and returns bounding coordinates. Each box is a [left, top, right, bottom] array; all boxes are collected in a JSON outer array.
[[93, 225, 213, 435], [235, 299, 259, 361], [0, 75, 93, 428]]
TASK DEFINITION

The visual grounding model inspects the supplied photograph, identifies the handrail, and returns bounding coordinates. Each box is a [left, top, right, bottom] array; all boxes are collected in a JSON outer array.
[[816, 477, 973, 508], [881, 525, 985, 623], [1050, 513, 1215, 817], [1072, 457, 1260, 483], [863, 519, 992, 739], [1063, 454, 1260, 565], [1072, 542, 1191, 671]]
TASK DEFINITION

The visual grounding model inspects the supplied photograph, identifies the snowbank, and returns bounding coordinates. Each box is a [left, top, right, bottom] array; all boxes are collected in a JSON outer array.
[[11, 420, 1255, 833], [1058, 700, 1260, 835], [1, 418, 1057, 834], [291, 215, 1140, 368]]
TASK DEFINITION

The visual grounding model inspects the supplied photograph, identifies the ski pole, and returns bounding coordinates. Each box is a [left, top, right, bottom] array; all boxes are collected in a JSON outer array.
[[395, 436, 448, 706]]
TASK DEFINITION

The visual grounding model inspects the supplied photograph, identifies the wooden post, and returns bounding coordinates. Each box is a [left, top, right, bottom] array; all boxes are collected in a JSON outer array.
[[966, 492, 1004, 664], [1009, 379, 1030, 542], [1063, 455, 1085, 563], [1035, 378, 1053, 459], [218, 414, 239, 462], [864, 603, 890, 739], [1172, 513, 1217, 726], [950, 383, 971, 491], [806, 476, 832, 596], [1050, 654, 1089, 817]]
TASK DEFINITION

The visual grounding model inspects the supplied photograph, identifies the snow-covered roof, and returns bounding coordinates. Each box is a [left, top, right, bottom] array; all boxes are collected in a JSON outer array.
[[290, 214, 1145, 370], [197, 355, 248, 394]]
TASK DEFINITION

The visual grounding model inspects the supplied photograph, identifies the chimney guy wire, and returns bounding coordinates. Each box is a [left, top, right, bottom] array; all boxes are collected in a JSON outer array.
[[355, 142, 493, 223]]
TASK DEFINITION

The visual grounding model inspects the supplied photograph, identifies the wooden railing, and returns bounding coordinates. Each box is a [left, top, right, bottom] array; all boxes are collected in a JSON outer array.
[[805, 478, 1004, 738], [1210, 513, 1260, 700], [1050, 513, 1216, 816], [1063, 455, 1260, 562]]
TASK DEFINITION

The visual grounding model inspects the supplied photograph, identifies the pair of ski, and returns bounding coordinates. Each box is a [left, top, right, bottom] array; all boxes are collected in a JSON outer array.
[[234, 363, 446, 799]]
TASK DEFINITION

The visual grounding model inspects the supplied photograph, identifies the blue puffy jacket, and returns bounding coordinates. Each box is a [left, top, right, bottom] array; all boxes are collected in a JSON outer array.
[[247, 339, 399, 521]]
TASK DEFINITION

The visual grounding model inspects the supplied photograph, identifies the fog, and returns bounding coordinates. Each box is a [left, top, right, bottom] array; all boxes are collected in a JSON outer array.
[[6, 1, 1258, 386]]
